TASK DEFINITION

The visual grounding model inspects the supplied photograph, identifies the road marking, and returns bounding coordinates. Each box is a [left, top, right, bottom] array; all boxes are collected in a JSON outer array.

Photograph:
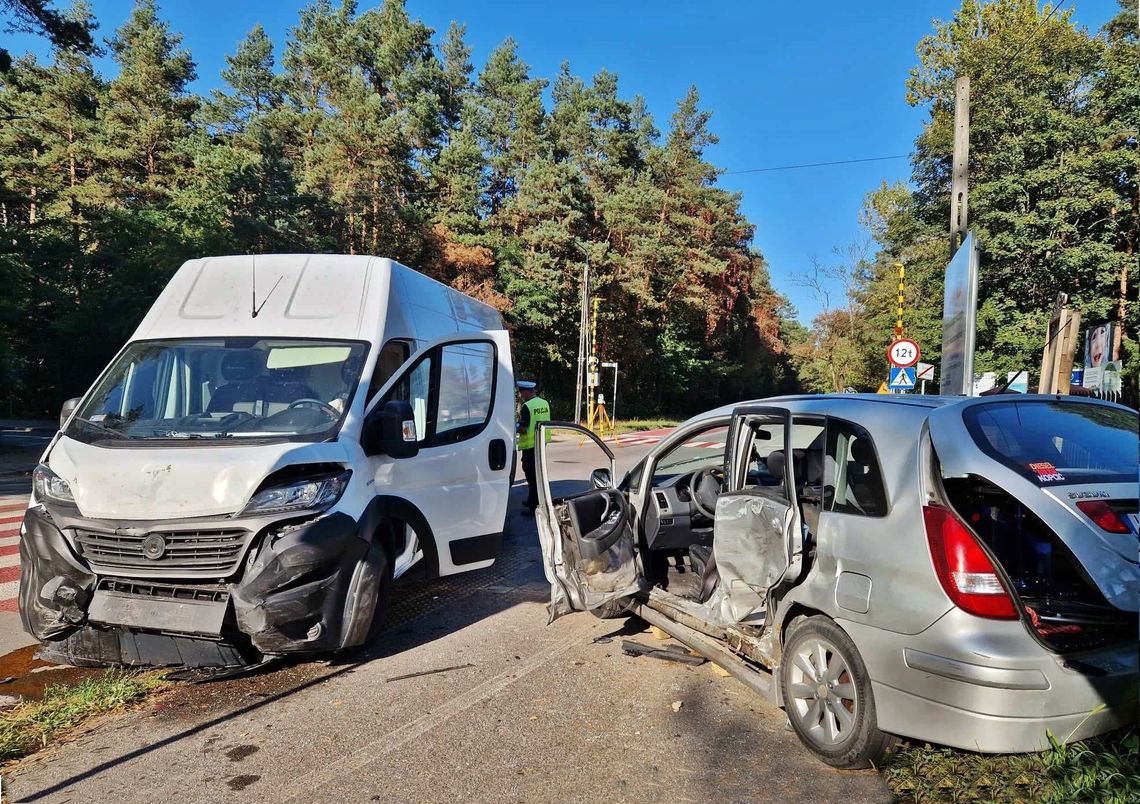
[[282, 627, 584, 802], [0, 497, 23, 612]]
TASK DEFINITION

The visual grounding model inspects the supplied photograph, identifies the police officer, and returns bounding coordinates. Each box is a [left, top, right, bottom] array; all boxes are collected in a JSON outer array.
[[516, 380, 551, 516]]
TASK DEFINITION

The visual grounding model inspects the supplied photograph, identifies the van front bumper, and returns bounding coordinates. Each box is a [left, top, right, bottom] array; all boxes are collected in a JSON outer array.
[[19, 504, 369, 666], [840, 612, 1138, 753]]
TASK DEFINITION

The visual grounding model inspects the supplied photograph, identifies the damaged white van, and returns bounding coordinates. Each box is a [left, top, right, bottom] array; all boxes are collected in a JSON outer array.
[[20, 255, 514, 667]]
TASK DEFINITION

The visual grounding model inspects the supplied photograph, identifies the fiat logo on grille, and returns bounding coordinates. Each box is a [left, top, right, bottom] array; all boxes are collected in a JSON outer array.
[[141, 533, 168, 561]]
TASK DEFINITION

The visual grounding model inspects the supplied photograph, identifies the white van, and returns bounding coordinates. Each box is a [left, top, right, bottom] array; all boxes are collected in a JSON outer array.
[[19, 254, 515, 667]]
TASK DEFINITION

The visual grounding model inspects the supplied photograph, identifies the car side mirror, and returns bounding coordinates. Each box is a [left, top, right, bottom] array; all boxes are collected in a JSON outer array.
[[363, 400, 419, 458], [590, 467, 612, 489], [60, 397, 81, 429]]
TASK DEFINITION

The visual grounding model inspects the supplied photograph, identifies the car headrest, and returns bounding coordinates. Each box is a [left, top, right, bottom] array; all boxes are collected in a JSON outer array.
[[802, 450, 825, 485], [766, 450, 786, 482], [220, 351, 263, 382], [849, 437, 876, 469]]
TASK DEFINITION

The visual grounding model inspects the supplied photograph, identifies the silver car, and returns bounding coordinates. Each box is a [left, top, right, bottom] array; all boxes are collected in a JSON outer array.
[[535, 395, 1138, 768]]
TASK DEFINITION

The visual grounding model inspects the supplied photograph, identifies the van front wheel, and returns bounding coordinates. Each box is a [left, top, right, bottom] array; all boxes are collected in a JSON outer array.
[[780, 616, 895, 769], [365, 544, 394, 643]]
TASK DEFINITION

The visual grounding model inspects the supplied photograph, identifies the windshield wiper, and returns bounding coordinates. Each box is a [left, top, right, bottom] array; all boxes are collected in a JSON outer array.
[[73, 417, 129, 439], [156, 431, 236, 439]]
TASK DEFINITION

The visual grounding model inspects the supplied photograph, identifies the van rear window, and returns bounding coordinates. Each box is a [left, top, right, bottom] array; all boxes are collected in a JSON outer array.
[[963, 401, 1138, 486]]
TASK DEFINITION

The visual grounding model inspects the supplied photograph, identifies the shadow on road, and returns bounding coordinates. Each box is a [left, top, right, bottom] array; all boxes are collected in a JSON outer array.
[[16, 482, 552, 802]]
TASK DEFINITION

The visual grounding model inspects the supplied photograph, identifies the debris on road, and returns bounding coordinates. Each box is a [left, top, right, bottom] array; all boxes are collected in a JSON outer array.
[[385, 662, 475, 682], [671, 700, 684, 713], [620, 640, 706, 666]]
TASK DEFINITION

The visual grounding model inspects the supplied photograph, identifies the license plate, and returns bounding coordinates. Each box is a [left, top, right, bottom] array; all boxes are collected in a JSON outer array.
[[1128, 513, 1140, 534], [88, 590, 227, 636]]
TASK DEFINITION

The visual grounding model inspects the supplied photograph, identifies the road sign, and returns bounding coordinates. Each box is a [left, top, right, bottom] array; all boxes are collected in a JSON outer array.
[[889, 366, 916, 390], [887, 339, 921, 368], [916, 361, 935, 381]]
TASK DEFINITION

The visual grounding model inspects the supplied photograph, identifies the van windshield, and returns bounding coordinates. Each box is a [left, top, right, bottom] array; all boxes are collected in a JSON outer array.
[[963, 400, 1138, 486], [66, 338, 369, 444]]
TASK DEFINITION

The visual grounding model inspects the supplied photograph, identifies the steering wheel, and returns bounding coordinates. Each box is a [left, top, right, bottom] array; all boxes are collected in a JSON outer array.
[[691, 466, 726, 519], [286, 398, 341, 419]]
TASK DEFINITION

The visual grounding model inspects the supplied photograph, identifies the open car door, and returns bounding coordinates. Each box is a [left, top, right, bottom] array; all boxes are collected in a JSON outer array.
[[708, 406, 806, 624], [535, 422, 643, 621]]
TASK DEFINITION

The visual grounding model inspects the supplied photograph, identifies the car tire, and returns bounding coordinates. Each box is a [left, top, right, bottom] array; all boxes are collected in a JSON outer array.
[[589, 597, 633, 620], [780, 615, 896, 769]]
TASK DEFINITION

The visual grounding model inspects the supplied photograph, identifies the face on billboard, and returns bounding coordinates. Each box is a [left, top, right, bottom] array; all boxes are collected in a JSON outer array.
[[1085, 323, 1112, 368]]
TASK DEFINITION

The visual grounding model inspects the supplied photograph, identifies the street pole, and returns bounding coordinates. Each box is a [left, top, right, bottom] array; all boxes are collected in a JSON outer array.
[[574, 258, 589, 425], [949, 75, 970, 257]]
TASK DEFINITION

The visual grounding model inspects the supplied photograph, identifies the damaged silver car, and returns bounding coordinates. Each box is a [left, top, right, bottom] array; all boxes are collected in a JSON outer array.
[[536, 395, 1138, 768]]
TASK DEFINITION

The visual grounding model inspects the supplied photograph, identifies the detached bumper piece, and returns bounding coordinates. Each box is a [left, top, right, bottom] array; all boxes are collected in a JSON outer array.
[[20, 506, 368, 668]]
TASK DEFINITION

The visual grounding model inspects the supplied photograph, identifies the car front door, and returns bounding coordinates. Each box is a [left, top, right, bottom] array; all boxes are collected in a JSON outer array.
[[709, 406, 807, 623], [362, 330, 514, 577], [535, 423, 643, 620]]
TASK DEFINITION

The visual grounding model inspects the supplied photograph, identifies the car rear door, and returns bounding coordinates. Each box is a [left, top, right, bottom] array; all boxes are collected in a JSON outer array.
[[363, 330, 514, 577], [535, 423, 643, 621]]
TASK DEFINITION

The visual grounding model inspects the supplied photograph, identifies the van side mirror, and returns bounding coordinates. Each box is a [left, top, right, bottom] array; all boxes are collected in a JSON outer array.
[[60, 397, 81, 429], [590, 467, 612, 489], [363, 400, 419, 459]]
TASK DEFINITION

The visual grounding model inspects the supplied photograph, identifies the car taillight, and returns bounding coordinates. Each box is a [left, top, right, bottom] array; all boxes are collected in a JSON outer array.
[[1075, 500, 1130, 534], [923, 504, 1018, 620]]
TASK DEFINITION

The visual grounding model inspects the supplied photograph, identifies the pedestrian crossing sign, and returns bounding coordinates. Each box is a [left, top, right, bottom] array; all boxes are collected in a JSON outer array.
[[889, 366, 916, 390]]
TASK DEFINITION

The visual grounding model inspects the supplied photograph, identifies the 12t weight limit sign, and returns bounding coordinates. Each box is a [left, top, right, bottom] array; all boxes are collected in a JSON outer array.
[[887, 338, 921, 368]]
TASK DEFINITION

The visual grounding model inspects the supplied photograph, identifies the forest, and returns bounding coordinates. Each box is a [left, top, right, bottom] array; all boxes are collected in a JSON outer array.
[[0, 0, 800, 419], [0, 0, 1136, 418]]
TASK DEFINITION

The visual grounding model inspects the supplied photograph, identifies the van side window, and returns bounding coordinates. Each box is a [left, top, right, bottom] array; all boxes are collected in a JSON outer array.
[[824, 419, 888, 517], [381, 354, 432, 443], [374, 339, 496, 447], [435, 342, 495, 441], [368, 340, 411, 402]]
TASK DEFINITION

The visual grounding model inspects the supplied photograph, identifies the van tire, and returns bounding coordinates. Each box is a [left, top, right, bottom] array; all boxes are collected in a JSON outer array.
[[780, 615, 896, 769], [365, 544, 394, 644]]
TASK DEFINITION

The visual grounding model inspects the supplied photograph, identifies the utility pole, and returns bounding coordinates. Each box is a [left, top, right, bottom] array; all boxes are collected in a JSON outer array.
[[949, 75, 970, 256], [574, 258, 589, 425]]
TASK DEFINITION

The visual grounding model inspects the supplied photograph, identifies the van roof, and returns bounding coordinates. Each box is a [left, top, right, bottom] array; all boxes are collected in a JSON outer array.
[[131, 255, 503, 343]]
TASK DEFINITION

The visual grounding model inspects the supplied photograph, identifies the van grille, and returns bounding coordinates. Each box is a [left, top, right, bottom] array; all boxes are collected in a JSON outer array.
[[74, 528, 248, 577]]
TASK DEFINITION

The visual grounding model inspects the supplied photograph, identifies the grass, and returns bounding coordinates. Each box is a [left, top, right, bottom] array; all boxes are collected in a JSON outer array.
[[0, 670, 168, 762], [611, 418, 680, 435], [882, 728, 1140, 803]]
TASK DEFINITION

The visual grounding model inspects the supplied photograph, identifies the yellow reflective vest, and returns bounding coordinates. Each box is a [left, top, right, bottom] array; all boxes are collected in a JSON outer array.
[[517, 396, 551, 450]]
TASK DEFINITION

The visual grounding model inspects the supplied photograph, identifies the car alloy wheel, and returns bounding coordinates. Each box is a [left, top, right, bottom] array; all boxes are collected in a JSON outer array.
[[786, 635, 858, 747]]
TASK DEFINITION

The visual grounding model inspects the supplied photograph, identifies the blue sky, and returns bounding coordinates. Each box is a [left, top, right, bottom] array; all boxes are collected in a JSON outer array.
[[5, 0, 1122, 323]]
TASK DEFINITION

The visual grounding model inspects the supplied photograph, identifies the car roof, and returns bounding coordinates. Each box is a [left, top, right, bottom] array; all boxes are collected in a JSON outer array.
[[685, 393, 1130, 426]]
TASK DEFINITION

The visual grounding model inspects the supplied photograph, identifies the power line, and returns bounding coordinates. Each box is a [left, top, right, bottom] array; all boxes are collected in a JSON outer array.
[[723, 154, 910, 175], [989, 0, 1068, 86]]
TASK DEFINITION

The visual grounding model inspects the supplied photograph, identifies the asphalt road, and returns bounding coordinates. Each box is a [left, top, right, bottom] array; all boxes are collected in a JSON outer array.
[[3, 434, 889, 803]]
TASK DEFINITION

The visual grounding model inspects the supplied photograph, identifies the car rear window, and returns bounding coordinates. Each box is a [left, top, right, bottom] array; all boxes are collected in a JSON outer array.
[[963, 401, 1139, 486]]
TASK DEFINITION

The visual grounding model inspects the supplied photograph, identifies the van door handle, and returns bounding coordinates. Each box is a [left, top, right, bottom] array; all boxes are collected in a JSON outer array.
[[488, 438, 507, 471]]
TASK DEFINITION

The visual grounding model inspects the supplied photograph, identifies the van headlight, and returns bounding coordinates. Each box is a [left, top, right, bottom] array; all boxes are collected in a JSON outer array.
[[241, 471, 350, 516], [33, 464, 75, 503]]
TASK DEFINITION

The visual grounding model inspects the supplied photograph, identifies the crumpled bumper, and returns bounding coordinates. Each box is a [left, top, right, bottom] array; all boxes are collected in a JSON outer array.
[[19, 506, 96, 640], [230, 512, 366, 654], [19, 505, 369, 667]]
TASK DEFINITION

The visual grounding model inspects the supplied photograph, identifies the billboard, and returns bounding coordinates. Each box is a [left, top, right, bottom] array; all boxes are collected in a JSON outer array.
[[939, 233, 979, 395], [1081, 322, 1123, 398]]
